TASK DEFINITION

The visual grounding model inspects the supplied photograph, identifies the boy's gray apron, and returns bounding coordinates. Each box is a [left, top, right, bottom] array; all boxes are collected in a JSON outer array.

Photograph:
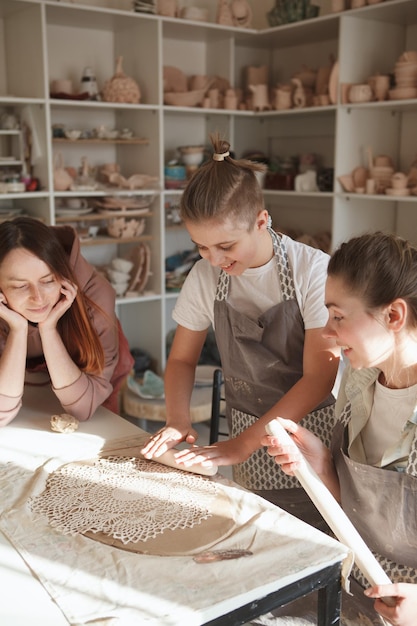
[[332, 405, 417, 586], [213, 229, 336, 526]]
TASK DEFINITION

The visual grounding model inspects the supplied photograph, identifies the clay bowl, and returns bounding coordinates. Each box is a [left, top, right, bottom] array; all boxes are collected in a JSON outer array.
[[337, 174, 354, 192], [164, 88, 207, 107], [385, 187, 411, 197], [389, 87, 417, 100]]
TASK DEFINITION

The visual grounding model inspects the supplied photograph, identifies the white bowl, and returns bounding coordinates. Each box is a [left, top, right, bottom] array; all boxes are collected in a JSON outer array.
[[111, 281, 129, 296], [112, 257, 134, 273], [107, 268, 130, 283], [181, 151, 204, 166], [65, 129, 82, 141]]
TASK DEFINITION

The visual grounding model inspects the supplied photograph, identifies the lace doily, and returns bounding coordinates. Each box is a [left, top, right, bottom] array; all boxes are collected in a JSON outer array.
[[29, 456, 236, 555]]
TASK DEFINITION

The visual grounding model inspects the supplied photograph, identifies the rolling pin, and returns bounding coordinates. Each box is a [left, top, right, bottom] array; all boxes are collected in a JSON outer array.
[[266, 418, 395, 608]]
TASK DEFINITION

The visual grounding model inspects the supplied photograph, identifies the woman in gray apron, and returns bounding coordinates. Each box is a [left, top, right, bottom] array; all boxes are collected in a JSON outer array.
[[142, 134, 340, 528], [263, 232, 417, 625]]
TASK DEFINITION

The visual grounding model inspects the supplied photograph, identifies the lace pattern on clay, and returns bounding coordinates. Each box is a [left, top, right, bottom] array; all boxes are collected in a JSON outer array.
[[29, 456, 219, 545]]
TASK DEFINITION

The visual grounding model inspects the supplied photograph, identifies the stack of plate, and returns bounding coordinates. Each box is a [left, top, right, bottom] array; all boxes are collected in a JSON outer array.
[[133, 0, 156, 14]]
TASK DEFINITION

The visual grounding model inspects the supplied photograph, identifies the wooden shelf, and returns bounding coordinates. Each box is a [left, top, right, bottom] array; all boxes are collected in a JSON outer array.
[[55, 210, 153, 222], [80, 234, 153, 246], [52, 137, 150, 145]]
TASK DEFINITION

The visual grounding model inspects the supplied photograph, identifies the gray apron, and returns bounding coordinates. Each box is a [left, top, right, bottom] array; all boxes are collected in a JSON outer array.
[[332, 403, 417, 586], [213, 229, 336, 520]]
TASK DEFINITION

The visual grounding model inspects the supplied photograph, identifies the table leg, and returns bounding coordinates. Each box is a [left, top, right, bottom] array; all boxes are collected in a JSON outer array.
[[204, 561, 342, 625], [318, 564, 342, 626]]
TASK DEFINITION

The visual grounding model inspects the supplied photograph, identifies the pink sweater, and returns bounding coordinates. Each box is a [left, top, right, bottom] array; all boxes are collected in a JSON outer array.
[[0, 226, 133, 425]]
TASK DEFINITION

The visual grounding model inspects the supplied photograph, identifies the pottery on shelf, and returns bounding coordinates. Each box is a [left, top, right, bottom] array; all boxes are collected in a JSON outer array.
[[348, 83, 373, 103], [101, 56, 141, 104], [180, 6, 208, 21], [293, 65, 317, 89], [53, 152, 73, 191], [107, 216, 146, 239], [391, 172, 408, 189], [248, 84, 271, 111], [112, 257, 134, 273], [163, 66, 188, 93], [368, 74, 390, 101], [230, 0, 253, 28], [178, 145, 205, 166], [164, 88, 208, 107], [273, 84, 292, 110], [157, 0, 178, 17], [292, 78, 313, 108], [64, 129, 82, 141], [216, 0, 234, 25]]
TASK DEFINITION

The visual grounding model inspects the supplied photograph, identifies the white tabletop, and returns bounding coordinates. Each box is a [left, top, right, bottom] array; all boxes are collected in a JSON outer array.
[[0, 384, 350, 626]]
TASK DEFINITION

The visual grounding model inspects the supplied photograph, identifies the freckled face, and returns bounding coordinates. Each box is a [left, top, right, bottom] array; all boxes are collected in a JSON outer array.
[[322, 275, 393, 370], [0, 248, 62, 323], [185, 213, 273, 275]]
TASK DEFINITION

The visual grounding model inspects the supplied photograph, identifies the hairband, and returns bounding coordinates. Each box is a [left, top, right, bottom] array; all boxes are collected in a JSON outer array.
[[213, 151, 230, 162]]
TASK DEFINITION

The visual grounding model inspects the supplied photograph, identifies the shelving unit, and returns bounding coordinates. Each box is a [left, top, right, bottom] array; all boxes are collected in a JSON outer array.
[[0, 0, 416, 373]]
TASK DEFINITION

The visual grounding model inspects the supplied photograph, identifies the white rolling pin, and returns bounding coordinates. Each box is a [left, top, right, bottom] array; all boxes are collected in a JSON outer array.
[[266, 418, 395, 608]]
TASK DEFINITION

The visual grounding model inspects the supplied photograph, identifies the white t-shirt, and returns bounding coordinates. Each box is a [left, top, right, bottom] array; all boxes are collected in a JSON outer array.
[[173, 234, 330, 331]]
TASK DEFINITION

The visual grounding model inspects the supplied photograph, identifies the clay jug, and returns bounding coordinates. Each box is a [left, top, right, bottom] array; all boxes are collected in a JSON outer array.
[[248, 84, 270, 111], [224, 88, 238, 110]]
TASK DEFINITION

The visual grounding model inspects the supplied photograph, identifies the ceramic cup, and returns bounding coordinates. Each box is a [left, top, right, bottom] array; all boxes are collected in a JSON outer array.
[[368, 75, 390, 101], [391, 172, 408, 189], [66, 198, 88, 209], [51, 79, 73, 94], [348, 83, 373, 103]]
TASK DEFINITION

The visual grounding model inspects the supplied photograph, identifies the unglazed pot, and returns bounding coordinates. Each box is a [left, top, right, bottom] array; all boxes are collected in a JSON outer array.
[[348, 83, 373, 103], [368, 75, 390, 101], [274, 85, 292, 110]]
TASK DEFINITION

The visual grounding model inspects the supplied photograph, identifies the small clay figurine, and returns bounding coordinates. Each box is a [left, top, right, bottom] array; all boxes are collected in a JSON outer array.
[[248, 84, 271, 111], [231, 0, 253, 28], [216, 0, 234, 25]]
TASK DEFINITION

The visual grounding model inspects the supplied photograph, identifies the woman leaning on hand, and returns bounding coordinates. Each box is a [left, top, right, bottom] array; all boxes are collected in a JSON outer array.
[[0, 216, 133, 426]]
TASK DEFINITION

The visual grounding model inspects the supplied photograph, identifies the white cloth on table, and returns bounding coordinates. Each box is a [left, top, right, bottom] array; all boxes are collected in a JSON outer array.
[[0, 432, 351, 626]]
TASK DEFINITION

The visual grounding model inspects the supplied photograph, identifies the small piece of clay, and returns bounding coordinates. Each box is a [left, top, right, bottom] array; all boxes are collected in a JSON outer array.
[[50, 413, 79, 434], [193, 549, 253, 563]]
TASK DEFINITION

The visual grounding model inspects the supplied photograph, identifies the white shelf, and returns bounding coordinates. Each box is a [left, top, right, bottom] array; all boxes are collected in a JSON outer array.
[[0, 0, 416, 372]]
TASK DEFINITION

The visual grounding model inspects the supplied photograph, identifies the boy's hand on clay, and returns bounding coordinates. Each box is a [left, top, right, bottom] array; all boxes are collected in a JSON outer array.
[[174, 438, 251, 468], [141, 425, 198, 458]]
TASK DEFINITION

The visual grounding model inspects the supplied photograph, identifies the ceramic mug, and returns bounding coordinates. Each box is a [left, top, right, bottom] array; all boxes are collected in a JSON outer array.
[[66, 198, 88, 209], [51, 79, 73, 94], [391, 172, 408, 189], [348, 83, 373, 103]]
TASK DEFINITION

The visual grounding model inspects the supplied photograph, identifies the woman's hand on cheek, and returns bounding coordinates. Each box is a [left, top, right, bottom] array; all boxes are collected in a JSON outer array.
[[39, 280, 77, 330], [0, 293, 28, 331]]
